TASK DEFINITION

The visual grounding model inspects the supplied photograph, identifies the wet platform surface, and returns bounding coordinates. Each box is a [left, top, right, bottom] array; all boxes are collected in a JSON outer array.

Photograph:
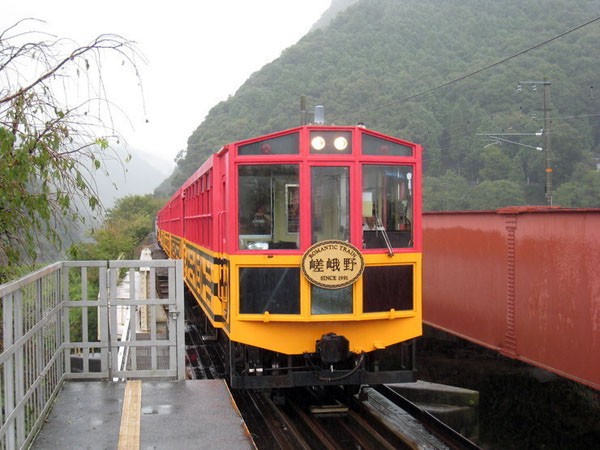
[[32, 380, 255, 449]]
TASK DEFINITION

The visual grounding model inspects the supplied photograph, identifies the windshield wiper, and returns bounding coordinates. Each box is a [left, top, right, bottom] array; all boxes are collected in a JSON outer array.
[[375, 215, 394, 257]]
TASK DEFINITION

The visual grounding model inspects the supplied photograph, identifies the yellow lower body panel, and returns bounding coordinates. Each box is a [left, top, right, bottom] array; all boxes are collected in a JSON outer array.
[[159, 231, 422, 356], [229, 317, 422, 355], [227, 252, 422, 355]]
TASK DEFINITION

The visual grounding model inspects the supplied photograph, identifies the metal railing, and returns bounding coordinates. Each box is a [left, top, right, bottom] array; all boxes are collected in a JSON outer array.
[[0, 259, 184, 449]]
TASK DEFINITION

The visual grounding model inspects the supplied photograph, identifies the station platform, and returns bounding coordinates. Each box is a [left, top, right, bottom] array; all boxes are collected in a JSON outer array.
[[31, 379, 256, 449]]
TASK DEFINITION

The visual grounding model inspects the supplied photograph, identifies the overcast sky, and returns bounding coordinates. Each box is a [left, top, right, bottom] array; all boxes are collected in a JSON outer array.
[[5, 1, 331, 176]]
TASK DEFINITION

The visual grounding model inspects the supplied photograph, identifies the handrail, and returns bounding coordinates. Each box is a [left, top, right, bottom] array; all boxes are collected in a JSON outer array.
[[0, 258, 184, 449]]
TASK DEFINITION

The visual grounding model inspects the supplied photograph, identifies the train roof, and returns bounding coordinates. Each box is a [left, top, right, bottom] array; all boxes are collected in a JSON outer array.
[[179, 124, 421, 193]]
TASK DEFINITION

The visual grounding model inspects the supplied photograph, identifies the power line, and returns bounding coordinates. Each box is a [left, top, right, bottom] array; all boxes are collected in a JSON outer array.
[[331, 15, 600, 122], [554, 112, 600, 121]]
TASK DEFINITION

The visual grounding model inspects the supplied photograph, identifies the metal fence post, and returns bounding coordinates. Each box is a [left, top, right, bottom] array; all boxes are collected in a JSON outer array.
[[175, 259, 185, 380], [99, 264, 110, 377], [14, 289, 25, 445], [3, 293, 15, 449]]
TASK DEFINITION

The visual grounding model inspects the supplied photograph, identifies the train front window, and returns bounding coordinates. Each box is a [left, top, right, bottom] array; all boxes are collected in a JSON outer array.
[[363, 265, 414, 312], [362, 165, 413, 249], [238, 132, 299, 155], [311, 285, 352, 315], [238, 164, 299, 250], [239, 268, 300, 314], [311, 166, 350, 244], [362, 134, 413, 156]]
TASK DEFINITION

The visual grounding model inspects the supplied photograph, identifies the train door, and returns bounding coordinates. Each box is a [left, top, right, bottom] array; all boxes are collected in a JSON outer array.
[[311, 166, 350, 243], [310, 165, 353, 314]]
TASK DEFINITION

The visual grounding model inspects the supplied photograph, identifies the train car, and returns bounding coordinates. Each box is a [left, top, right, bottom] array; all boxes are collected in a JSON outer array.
[[156, 125, 423, 388]]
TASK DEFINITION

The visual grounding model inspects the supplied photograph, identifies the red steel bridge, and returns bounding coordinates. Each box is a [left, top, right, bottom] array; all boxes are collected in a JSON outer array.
[[422, 207, 599, 391]]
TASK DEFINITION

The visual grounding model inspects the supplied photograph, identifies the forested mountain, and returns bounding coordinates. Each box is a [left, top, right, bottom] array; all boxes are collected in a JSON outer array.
[[155, 0, 600, 209]]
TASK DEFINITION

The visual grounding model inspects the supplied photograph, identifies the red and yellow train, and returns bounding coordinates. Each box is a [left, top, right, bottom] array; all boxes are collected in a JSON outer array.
[[157, 125, 423, 388]]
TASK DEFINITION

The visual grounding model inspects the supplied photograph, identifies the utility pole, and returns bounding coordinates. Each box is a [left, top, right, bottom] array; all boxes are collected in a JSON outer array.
[[518, 78, 552, 205], [543, 79, 552, 205], [300, 95, 307, 126]]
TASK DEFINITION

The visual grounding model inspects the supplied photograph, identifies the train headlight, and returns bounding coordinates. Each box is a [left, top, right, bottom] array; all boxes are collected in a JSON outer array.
[[311, 136, 326, 151], [334, 136, 348, 151]]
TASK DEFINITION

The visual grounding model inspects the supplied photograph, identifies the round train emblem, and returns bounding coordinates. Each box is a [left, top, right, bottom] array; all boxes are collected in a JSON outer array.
[[301, 240, 365, 289]]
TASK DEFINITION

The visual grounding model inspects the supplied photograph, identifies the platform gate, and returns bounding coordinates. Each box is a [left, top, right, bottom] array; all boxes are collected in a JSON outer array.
[[105, 259, 185, 380], [0, 259, 185, 449]]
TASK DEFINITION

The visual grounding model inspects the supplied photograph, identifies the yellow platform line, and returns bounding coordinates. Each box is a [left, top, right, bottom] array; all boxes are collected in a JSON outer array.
[[118, 380, 142, 450]]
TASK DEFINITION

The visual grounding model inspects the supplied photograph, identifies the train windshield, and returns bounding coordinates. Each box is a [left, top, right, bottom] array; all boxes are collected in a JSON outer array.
[[238, 164, 299, 250], [362, 165, 413, 248]]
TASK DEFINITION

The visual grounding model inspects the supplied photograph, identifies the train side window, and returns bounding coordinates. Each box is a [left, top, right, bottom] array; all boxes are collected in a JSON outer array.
[[238, 164, 299, 250], [362, 165, 413, 249]]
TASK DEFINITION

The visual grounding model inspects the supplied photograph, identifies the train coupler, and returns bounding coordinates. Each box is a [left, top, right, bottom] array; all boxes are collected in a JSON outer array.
[[316, 333, 350, 365]]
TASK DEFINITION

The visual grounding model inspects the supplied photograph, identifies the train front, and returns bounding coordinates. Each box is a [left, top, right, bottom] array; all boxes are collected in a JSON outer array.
[[226, 125, 422, 388]]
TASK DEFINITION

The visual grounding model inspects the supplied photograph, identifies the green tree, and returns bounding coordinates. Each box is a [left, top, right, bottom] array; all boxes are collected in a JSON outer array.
[[554, 169, 600, 207], [549, 121, 595, 186], [0, 19, 143, 282], [69, 195, 165, 261], [479, 146, 524, 182], [423, 171, 471, 211], [67, 194, 164, 341], [470, 180, 527, 210]]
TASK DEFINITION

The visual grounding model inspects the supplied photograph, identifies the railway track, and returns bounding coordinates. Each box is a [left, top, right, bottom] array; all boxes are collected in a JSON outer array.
[[232, 387, 406, 449], [232, 385, 482, 450], [180, 292, 481, 449], [184, 300, 226, 380], [373, 384, 481, 449]]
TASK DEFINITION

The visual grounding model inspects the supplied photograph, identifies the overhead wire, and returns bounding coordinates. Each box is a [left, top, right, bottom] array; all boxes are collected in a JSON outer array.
[[331, 15, 600, 123], [553, 113, 600, 121]]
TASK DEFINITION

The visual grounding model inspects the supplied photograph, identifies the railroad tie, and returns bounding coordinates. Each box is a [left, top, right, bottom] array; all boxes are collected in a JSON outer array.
[[118, 380, 142, 450]]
